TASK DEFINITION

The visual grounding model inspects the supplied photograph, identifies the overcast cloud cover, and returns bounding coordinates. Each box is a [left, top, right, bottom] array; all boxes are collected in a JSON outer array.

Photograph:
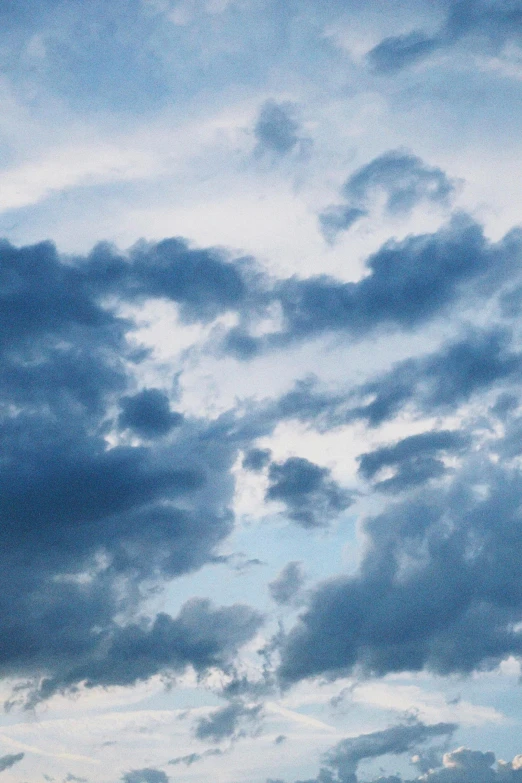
[[3, 1, 522, 781]]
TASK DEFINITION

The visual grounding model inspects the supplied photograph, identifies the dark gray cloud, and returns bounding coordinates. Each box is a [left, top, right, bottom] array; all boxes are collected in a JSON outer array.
[[367, 0, 522, 74], [0, 753, 24, 773], [266, 457, 352, 528], [320, 151, 454, 241], [31, 600, 263, 704], [254, 100, 306, 156], [0, 237, 267, 706], [357, 430, 471, 493], [119, 389, 183, 438], [121, 769, 168, 783], [195, 702, 263, 742], [269, 562, 306, 605], [83, 237, 248, 323]]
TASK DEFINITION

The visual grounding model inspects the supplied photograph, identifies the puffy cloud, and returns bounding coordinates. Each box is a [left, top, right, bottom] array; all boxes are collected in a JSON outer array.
[[32, 599, 263, 703], [266, 457, 352, 528], [320, 151, 455, 241], [366, 31, 439, 74], [366, 746, 522, 783], [83, 238, 247, 322], [243, 447, 273, 471]]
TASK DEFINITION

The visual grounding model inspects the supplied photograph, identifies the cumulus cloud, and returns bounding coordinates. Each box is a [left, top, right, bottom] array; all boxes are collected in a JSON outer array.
[[351, 327, 522, 426], [364, 746, 522, 783], [0, 236, 267, 705], [243, 447, 273, 471]]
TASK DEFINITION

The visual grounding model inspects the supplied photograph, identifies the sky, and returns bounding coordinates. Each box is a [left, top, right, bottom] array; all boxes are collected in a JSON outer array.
[[4, 1, 522, 781]]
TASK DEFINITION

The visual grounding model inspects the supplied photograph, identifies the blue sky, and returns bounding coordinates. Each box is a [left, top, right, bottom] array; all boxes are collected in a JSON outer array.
[[3, 1, 522, 782]]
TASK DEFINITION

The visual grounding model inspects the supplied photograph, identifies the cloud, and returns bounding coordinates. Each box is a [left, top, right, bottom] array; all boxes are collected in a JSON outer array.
[[243, 447, 273, 471], [225, 215, 522, 357], [269, 562, 306, 605], [0, 753, 24, 772], [194, 702, 263, 742], [278, 448, 522, 684], [352, 327, 522, 426], [366, 31, 439, 74], [294, 721, 456, 783], [0, 236, 268, 705], [254, 100, 307, 156], [357, 430, 471, 493], [363, 745, 522, 783], [30, 599, 263, 704], [366, 0, 522, 74], [320, 151, 455, 240], [121, 769, 169, 783], [266, 457, 352, 528], [168, 749, 223, 766], [84, 237, 247, 323], [118, 389, 183, 438]]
